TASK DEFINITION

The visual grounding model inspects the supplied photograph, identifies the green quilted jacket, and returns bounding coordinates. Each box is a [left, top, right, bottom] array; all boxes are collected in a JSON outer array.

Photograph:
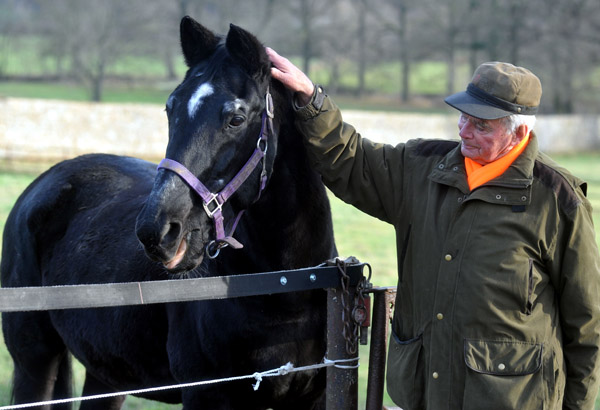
[[295, 93, 600, 410]]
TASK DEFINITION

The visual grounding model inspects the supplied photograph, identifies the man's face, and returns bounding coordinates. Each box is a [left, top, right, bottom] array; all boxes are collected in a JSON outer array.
[[458, 113, 519, 165]]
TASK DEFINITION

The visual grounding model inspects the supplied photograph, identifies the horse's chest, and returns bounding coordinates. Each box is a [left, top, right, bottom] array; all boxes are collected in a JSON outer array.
[[49, 305, 174, 386], [165, 296, 326, 377]]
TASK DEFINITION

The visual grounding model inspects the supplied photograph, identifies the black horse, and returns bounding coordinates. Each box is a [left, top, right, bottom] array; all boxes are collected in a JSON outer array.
[[1, 17, 336, 410]]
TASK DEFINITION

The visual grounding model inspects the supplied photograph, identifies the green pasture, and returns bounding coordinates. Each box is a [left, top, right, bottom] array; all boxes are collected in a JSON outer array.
[[0, 80, 176, 105], [1, 153, 600, 408]]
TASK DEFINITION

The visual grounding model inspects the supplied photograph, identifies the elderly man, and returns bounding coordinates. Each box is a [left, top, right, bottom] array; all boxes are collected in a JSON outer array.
[[267, 48, 600, 410]]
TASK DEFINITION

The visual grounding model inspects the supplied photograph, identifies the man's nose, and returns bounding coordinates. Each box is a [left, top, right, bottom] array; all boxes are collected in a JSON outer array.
[[459, 122, 471, 138]]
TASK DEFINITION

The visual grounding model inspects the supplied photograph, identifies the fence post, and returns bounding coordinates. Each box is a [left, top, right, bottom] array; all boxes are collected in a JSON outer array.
[[365, 287, 396, 410], [326, 287, 359, 410]]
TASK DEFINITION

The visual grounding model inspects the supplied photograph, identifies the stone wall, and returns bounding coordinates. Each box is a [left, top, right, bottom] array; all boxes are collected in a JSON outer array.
[[1, 97, 599, 162]]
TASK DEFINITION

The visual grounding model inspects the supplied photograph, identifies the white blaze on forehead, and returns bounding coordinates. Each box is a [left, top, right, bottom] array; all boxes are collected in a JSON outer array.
[[188, 82, 214, 119]]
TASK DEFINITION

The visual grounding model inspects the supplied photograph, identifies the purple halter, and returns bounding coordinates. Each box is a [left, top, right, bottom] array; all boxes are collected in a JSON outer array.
[[157, 89, 274, 258]]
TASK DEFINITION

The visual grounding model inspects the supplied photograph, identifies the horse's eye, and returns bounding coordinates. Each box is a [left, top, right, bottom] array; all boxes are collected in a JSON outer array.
[[229, 115, 245, 127]]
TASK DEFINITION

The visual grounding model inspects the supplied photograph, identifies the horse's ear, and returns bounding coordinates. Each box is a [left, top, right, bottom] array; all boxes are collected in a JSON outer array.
[[180, 16, 220, 67], [226, 24, 270, 80]]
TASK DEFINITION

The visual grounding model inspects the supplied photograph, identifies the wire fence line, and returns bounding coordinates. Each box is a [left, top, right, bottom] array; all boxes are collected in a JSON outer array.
[[0, 262, 369, 407], [0, 357, 361, 410]]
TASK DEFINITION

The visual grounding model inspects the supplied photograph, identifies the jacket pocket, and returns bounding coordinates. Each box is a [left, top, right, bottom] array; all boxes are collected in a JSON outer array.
[[463, 339, 544, 410], [386, 331, 424, 410]]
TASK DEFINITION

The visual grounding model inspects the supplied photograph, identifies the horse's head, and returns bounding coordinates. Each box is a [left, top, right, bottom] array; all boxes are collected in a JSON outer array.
[[135, 17, 278, 273]]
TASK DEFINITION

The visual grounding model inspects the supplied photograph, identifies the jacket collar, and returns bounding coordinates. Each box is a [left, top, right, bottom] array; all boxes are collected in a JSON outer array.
[[428, 133, 538, 205]]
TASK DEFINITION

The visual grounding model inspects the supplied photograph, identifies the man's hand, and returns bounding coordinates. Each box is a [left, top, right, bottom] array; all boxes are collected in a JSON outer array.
[[266, 47, 315, 106]]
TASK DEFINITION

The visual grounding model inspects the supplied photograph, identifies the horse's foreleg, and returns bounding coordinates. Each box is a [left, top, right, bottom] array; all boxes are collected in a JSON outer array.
[[51, 352, 74, 410], [11, 357, 70, 410], [4, 311, 72, 409], [78, 371, 126, 410]]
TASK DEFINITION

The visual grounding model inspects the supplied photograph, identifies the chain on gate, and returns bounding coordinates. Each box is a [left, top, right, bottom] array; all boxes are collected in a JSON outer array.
[[332, 256, 372, 355]]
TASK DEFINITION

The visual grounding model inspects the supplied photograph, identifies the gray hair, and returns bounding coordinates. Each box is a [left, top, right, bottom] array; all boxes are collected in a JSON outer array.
[[502, 114, 537, 134]]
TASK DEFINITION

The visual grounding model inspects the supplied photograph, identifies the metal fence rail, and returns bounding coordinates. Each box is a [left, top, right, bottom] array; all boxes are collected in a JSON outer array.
[[1, 261, 398, 410], [0, 264, 364, 312]]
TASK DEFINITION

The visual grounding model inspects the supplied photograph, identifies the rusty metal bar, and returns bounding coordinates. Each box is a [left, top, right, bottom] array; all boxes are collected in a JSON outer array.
[[326, 287, 359, 410], [366, 287, 397, 410]]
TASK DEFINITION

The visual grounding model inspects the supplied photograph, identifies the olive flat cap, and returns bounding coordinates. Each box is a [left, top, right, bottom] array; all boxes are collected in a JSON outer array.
[[445, 62, 542, 119]]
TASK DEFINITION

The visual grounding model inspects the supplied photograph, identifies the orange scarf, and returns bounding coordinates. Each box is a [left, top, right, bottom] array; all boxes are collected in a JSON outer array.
[[464, 134, 530, 191]]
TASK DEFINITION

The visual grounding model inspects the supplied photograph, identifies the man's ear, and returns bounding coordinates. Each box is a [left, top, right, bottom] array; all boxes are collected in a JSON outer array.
[[514, 123, 530, 144]]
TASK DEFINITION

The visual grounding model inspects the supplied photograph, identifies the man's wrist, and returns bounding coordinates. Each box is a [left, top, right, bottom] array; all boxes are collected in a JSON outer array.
[[294, 84, 324, 109], [295, 84, 314, 106], [294, 85, 326, 121]]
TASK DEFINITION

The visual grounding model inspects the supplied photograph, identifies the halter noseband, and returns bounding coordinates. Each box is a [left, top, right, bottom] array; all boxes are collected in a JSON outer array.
[[157, 89, 274, 259]]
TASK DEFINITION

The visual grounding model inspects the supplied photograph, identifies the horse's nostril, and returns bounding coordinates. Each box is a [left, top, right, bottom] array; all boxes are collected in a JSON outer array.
[[135, 222, 159, 248], [161, 222, 182, 247], [136, 219, 185, 263]]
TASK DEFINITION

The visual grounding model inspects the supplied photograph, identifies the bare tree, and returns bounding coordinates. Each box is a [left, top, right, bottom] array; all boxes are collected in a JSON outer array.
[[530, 0, 598, 113], [373, 0, 416, 102], [349, 0, 368, 96], [466, 0, 484, 73], [416, 0, 472, 95], [318, 1, 355, 94], [278, 0, 333, 74], [463, 0, 526, 70], [40, 0, 160, 101], [0, 0, 37, 77], [506, 0, 528, 65], [2, 0, 600, 112]]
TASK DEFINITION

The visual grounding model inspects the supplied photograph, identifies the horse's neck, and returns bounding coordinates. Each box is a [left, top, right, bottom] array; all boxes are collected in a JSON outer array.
[[240, 128, 336, 270]]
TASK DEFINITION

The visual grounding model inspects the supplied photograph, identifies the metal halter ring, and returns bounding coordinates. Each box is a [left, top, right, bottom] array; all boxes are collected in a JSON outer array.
[[205, 240, 222, 259]]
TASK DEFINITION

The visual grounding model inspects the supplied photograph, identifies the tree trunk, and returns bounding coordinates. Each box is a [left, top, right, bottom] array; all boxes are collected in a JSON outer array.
[[468, 0, 480, 76], [91, 62, 105, 102], [356, 0, 367, 96], [329, 59, 340, 94], [398, 0, 410, 102], [300, 0, 312, 75], [486, 0, 500, 61], [508, 0, 521, 64], [446, 5, 457, 95], [164, 49, 177, 81]]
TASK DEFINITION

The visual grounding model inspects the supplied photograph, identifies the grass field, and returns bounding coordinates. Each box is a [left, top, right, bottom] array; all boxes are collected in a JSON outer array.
[[1, 152, 600, 408]]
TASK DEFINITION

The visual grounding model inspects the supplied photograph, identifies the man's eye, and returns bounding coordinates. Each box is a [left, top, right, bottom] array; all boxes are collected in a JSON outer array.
[[475, 122, 489, 131]]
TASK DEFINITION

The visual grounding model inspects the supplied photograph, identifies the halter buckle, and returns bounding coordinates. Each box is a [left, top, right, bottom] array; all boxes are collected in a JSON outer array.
[[265, 92, 274, 119], [202, 193, 223, 218]]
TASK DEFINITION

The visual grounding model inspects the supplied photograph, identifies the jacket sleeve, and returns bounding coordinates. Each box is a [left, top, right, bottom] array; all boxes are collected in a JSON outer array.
[[551, 189, 600, 410], [293, 93, 406, 224]]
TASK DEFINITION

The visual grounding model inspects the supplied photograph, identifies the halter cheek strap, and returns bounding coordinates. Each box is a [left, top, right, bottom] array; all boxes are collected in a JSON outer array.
[[157, 90, 274, 257]]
